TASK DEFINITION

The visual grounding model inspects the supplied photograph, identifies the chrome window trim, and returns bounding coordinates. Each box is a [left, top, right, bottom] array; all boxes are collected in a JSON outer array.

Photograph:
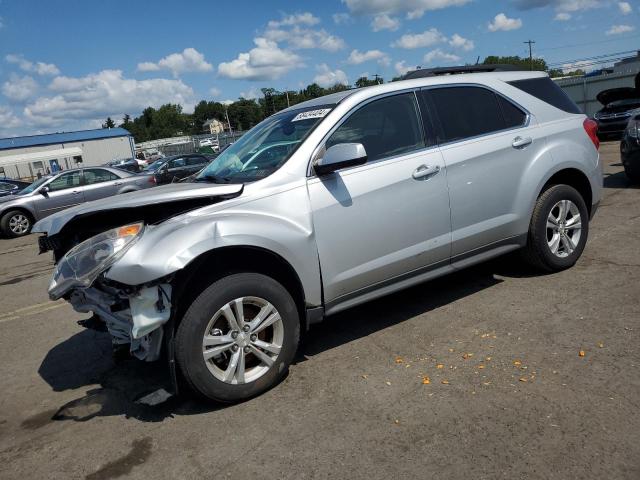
[[421, 83, 532, 149], [306, 87, 434, 177]]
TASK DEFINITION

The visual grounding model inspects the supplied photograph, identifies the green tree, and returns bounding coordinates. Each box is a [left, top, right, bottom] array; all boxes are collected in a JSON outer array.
[[102, 117, 116, 128], [355, 76, 382, 88], [482, 55, 548, 72]]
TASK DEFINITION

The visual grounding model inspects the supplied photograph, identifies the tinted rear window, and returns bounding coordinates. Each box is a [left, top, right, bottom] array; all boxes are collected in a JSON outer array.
[[427, 87, 505, 143], [497, 95, 527, 128], [508, 77, 581, 114]]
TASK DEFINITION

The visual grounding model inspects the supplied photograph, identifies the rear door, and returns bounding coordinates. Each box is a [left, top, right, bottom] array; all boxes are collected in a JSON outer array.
[[307, 91, 451, 304], [35, 170, 84, 216], [186, 155, 209, 175], [421, 85, 543, 256], [82, 168, 121, 201]]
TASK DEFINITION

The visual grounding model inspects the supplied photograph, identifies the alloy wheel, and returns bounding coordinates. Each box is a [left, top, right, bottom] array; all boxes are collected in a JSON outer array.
[[202, 296, 284, 385], [8, 214, 30, 235], [546, 199, 582, 258]]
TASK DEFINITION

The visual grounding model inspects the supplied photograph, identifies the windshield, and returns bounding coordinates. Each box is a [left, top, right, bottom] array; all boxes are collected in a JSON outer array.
[[18, 176, 50, 195], [196, 105, 334, 183], [144, 159, 166, 172]]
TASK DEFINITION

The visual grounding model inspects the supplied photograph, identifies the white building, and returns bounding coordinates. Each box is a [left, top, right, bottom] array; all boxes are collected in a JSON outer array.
[[0, 127, 135, 181]]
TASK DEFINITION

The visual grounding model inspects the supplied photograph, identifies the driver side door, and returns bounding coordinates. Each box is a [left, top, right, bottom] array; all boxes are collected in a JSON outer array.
[[34, 170, 84, 217], [307, 92, 452, 309]]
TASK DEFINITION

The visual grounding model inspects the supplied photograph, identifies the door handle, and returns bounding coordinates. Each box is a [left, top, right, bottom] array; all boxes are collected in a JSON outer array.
[[412, 164, 440, 180], [114, 182, 123, 186], [512, 136, 532, 148], [72, 190, 82, 194]]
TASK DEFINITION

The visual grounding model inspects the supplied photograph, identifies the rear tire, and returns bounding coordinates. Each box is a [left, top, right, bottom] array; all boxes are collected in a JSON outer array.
[[522, 185, 589, 272], [623, 165, 640, 184], [0, 210, 32, 238], [175, 273, 300, 403]]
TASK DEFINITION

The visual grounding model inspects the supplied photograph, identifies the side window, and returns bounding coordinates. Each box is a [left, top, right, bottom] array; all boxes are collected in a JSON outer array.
[[508, 77, 581, 114], [326, 92, 425, 163], [497, 95, 527, 128], [0, 183, 13, 192], [428, 87, 505, 143], [83, 168, 118, 185], [48, 171, 81, 191], [187, 156, 206, 166], [168, 158, 186, 168]]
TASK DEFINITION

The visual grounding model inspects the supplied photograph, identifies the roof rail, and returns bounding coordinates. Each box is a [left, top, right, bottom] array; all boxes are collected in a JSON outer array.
[[402, 64, 523, 80]]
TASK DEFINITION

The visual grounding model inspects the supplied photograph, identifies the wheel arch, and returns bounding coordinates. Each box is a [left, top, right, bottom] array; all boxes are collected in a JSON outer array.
[[171, 245, 309, 331], [539, 167, 593, 215]]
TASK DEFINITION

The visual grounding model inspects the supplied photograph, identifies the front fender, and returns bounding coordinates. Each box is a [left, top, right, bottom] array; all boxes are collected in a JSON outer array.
[[105, 185, 322, 306]]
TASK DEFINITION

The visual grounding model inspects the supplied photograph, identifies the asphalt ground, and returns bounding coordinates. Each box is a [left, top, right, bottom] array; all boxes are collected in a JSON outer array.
[[0, 141, 638, 479]]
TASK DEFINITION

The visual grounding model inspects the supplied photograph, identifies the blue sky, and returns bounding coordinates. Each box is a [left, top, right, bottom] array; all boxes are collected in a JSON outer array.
[[0, 0, 638, 136]]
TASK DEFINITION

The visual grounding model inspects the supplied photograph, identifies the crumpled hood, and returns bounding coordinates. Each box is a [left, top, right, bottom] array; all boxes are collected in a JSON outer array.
[[34, 182, 243, 236]]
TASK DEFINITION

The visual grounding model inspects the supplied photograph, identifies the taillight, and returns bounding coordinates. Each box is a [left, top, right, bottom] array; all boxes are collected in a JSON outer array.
[[583, 118, 599, 150], [148, 175, 156, 185]]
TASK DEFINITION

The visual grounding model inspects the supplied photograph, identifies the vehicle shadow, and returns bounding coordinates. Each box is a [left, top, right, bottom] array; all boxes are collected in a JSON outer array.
[[603, 170, 639, 189], [36, 254, 540, 422]]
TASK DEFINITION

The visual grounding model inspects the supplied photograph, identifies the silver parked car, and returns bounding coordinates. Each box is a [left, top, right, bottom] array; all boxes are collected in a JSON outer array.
[[0, 166, 155, 237], [35, 71, 602, 402]]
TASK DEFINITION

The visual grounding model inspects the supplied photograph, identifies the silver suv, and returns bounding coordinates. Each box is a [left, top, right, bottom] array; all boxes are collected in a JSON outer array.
[[35, 71, 602, 402]]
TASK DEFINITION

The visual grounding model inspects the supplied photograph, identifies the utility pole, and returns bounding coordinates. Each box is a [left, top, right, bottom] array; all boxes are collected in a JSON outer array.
[[285, 90, 290, 108], [373, 74, 382, 84], [524, 40, 535, 71]]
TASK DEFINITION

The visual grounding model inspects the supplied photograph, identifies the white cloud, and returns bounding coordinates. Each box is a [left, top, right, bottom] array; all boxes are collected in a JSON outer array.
[[314, 64, 349, 87], [2, 74, 39, 102], [5, 54, 60, 76], [136, 48, 213, 77], [218, 38, 303, 80], [344, 0, 471, 16], [239, 87, 261, 100], [448, 33, 474, 51], [561, 60, 595, 73], [371, 13, 401, 31], [515, 0, 602, 12], [264, 26, 345, 52], [0, 17, 4, 30], [24, 70, 194, 128], [267, 12, 320, 28], [346, 49, 390, 65], [394, 60, 411, 76], [137, 61, 160, 72], [606, 24, 635, 35], [209, 87, 221, 98], [423, 49, 461, 64], [407, 9, 425, 19], [488, 13, 523, 32], [332, 12, 352, 24], [554, 12, 572, 20], [618, 2, 632, 14], [220, 100, 235, 106], [391, 28, 446, 48], [0, 106, 22, 132]]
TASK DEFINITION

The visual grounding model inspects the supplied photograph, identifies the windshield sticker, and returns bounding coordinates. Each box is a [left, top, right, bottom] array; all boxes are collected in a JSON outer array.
[[291, 108, 331, 122]]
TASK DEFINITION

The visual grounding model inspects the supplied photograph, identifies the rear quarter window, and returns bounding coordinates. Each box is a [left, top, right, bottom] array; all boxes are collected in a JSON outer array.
[[508, 77, 581, 114]]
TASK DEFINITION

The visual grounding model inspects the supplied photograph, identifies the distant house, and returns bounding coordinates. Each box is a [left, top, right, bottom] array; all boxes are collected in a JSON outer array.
[[0, 127, 135, 181], [203, 118, 225, 135]]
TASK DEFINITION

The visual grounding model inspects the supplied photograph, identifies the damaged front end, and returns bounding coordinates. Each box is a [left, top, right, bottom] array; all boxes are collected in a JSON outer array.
[[47, 221, 172, 361], [37, 182, 245, 364]]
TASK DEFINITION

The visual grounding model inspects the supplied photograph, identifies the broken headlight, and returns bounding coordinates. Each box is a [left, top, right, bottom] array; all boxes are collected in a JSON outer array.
[[48, 223, 144, 300]]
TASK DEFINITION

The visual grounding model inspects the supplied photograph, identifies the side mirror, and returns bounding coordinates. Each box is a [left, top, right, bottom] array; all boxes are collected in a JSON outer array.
[[39, 186, 50, 196], [314, 143, 367, 175]]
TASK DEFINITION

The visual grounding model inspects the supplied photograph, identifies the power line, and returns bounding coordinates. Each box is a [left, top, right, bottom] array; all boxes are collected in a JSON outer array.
[[547, 50, 637, 67], [536, 33, 640, 52]]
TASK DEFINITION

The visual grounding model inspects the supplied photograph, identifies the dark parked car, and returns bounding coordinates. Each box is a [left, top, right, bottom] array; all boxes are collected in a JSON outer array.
[[594, 73, 640, 140], [0, 166, 155, 237], [620, 112, 640, 183], [0, 179, 31, 197], [106, 158, 141, 173], [140, 154, 211, 185]]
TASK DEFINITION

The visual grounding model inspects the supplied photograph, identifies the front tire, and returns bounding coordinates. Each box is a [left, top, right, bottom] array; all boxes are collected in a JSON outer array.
[[175, 273, 300, 403], [0, 210, 32, 238], [522, 185, 589, 272]]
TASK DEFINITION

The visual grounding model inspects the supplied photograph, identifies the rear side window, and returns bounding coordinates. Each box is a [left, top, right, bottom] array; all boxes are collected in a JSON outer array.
[[497, 95, 527, 128], [508, 77, 581, 114], [83, 168, 118, 184], [326, 92, 425, 162], [427, 87, 505, 143], [187, 156, 207, 166]]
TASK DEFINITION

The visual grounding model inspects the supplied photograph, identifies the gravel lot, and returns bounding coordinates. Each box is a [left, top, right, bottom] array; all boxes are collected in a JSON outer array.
[[0, 141, 638, 479]]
